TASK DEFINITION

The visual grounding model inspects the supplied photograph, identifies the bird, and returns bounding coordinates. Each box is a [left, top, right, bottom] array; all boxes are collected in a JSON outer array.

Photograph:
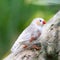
[[11, 18, 46, 54]]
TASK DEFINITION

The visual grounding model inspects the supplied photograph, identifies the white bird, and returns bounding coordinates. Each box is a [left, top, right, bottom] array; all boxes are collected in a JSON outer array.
[[11, 18, 46, 54]]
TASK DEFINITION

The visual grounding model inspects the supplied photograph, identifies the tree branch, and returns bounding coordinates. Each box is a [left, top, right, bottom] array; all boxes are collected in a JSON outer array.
[[4, 10, 60, 60]]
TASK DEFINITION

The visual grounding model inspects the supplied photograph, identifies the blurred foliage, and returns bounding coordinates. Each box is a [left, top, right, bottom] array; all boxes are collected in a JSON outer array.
[[0, 0, 60, 59], [26, 0, 60, 5]]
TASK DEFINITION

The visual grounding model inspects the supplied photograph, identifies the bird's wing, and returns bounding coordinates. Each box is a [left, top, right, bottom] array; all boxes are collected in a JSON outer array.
[[11, 24, 36, 52]]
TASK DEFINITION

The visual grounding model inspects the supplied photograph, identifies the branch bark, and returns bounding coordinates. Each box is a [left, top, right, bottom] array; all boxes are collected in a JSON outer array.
[[4, 11, 60, 60]]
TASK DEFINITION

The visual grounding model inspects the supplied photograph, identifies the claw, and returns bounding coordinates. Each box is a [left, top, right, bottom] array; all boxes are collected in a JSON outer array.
[[23, 45, 28, 48], [32, 45, 41, 50]]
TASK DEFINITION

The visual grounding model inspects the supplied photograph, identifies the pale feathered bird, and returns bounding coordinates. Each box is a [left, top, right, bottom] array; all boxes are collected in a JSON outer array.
[[11, 18, 46, 54]]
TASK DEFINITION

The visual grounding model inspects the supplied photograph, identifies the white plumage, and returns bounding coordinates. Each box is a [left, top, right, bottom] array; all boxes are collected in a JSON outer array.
[[11, 18, 46, 54]]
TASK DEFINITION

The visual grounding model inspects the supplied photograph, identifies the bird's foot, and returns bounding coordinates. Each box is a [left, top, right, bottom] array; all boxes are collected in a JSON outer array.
[[32, 45, 41, 50], [23, 44, 28, 48]]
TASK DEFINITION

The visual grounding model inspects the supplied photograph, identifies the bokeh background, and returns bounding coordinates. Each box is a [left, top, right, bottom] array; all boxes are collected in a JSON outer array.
[[0, 0, 60, 59]]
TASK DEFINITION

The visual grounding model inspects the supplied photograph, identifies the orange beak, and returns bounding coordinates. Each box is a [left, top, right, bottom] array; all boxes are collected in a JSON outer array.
[[43, 20, 46, 24]]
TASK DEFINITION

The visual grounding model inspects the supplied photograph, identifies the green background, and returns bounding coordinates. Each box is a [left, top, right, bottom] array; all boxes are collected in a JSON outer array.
[[0, 0, 60, 59]]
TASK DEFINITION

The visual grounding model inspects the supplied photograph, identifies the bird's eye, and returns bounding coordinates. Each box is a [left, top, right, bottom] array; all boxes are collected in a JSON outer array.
[[40, 20, 41, 22]]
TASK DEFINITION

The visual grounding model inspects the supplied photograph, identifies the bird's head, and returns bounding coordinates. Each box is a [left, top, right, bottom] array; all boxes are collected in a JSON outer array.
[[32, 18, 46, 26]]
